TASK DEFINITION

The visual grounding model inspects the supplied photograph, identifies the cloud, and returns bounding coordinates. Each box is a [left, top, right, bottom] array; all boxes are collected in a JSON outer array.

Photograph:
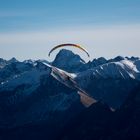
[[0, 24, 140, 61]]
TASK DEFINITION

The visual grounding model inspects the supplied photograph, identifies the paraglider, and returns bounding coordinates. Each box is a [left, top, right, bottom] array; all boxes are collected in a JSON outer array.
[[48, 43, 90, 58]]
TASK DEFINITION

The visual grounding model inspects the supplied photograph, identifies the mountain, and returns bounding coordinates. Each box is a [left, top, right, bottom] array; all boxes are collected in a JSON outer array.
[[75, 59, 140, 108], [52, 49, 86, 72], [0, 49, 140, 140]]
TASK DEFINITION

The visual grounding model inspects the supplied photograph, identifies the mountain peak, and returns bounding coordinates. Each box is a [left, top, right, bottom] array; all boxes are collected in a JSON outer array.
[[125, 56, 140, 61], [52, 49, 85, 72], [54, 49, 84, 61], [108, 56, 125, 63], [91, 57, 107, 67], [8, 57, 18, 63]]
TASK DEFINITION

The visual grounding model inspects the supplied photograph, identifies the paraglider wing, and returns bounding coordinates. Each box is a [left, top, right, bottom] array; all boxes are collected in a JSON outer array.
[[48, 43, 90, 57]]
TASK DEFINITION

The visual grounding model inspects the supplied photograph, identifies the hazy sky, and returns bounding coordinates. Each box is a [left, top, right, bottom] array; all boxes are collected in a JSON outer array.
[[0, 0, 140, 61]]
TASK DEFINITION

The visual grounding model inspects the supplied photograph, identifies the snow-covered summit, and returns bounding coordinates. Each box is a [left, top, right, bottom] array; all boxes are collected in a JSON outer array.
[[74, 59, 140, 109], [76, 59, 140, 81]]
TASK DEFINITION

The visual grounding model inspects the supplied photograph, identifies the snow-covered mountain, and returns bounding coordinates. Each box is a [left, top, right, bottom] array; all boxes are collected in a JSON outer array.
[[75, 58, 140, 108], [77, 59, 140, 80], [0, 50, 140, 109], [0, 49, 140, 140]]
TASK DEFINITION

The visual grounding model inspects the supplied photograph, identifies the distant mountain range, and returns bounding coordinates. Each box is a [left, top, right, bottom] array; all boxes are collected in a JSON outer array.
[[0, 49, 140, 140]]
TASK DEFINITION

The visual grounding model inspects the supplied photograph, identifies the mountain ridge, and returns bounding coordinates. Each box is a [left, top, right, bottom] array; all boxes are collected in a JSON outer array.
[[0, 49, 140, 140]]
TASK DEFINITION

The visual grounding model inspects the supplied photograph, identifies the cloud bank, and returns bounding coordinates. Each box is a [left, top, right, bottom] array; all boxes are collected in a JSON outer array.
[[0, 24, 140, 61]]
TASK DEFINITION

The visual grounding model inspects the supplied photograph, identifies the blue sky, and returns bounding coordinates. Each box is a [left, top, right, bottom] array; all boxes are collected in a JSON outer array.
[[0, 0, 140, 61]]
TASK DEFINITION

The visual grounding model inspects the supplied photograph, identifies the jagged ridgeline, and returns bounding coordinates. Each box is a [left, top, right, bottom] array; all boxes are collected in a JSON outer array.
[[0, 50, 140, 140]]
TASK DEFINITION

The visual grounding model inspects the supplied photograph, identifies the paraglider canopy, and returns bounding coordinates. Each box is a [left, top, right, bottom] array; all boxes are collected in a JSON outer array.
[[48, 43, 90, 58]]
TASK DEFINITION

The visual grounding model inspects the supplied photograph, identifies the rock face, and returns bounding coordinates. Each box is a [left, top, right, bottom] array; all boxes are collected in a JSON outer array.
[[59, 84, 140, 140], [52, 49, 86, 72], [0, 50, 140, 140]]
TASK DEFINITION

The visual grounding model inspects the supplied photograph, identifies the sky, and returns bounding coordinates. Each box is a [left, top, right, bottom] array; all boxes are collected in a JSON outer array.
[[0, 0, 140, 61]]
